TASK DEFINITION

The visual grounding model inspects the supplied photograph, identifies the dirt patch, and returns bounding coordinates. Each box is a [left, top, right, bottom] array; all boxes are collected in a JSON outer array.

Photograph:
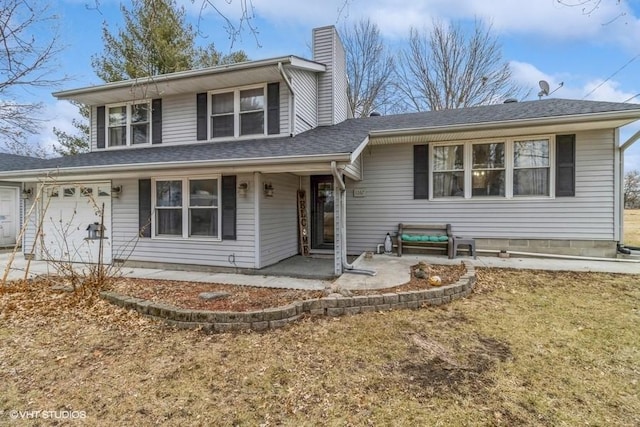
[[106, 262, 467, 311], [401, 332, 512, 396]]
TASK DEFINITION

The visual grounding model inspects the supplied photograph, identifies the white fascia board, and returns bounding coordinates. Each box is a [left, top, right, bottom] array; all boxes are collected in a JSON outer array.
[[53, 56, 325, 101], [368, 110, 640, 140], [0, 153, 352, 181]]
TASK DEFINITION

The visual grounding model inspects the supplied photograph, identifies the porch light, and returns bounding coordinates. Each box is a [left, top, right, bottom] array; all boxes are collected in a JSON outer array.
[[21, 188, 32, 200], [111, 185, 122, 198], [238, 181, 249, 196], [264, 183, 274, 198]]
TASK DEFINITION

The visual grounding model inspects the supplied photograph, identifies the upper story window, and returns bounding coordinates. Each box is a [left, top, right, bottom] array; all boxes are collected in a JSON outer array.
[[197, 82, 280, 141], [107, 102, 150, 147], [210, 86, 266, 139]]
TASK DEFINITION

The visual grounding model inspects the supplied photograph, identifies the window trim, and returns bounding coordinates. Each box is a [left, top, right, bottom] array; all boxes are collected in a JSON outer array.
[[208, 84, 267, 140], [429, 135, 556, 200], [151, 175, 222, 241], [104, 100, 152, 148]]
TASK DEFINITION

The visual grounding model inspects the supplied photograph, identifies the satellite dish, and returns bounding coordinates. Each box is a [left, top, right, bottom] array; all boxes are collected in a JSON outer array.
[[538, 80, 550, 98]]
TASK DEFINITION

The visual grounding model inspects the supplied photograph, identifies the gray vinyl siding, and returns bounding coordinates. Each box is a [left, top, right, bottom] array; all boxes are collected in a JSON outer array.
[[346, 129, 616, 254], [314, 27, 335, 126], [289, 69, 317, 134], [162, 93, 196, 144], [111, 174, 256, 268], [90, 82, 289, 149], [259, 173, 299, 267], [313, 26, 348, 126], [333, 35, 348, 124]]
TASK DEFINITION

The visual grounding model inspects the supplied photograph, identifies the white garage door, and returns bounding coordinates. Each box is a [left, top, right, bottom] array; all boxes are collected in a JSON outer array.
[[41, 182, 112, 264], [0, 187, 18, 246]]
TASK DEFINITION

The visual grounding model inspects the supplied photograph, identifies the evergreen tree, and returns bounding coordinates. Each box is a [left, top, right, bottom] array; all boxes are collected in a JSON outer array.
[[55, 0, 247, 156]]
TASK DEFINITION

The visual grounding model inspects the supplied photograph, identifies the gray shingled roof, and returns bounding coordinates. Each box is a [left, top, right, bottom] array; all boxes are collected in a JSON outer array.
[[0, 153, 47, 172], [3, 98, 640, 173]]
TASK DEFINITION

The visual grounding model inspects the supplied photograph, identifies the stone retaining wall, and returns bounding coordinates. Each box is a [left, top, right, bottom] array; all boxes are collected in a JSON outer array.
[[100, 261, 476, 333]]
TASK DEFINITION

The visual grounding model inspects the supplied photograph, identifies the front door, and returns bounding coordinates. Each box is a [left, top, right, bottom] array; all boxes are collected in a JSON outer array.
[[311, 175, 334, 250]]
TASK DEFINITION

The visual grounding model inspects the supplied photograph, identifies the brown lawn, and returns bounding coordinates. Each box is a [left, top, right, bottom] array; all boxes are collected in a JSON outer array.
[[625, 209, 640, 246], [0, 268, 638, 426]]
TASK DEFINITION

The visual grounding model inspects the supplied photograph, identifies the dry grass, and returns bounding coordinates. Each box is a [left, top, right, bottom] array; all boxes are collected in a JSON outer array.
[[1, 269, 639, 426], [625, 209, 640, 246]]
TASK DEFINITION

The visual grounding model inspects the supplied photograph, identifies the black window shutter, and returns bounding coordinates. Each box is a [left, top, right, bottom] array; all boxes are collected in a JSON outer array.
[[267, 82, 280, 135], [196, 92, 208, 141], [138, 179, 152, 238], [556, 134, 576, 197], [414, 144, 429, 199], [96, 106, 106, 149], [221, 175, 237, 240], [151, 98, 162, 144]]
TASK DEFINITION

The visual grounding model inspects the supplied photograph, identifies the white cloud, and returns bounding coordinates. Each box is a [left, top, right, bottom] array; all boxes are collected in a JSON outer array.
[[180, 0, 640, 48]]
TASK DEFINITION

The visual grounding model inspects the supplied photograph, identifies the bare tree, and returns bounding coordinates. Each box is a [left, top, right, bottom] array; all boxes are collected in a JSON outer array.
[[396, 20, 523, 112], [0, 0, 62, 156], [624, 169, 640, 209], [342, 19, 395, 117]]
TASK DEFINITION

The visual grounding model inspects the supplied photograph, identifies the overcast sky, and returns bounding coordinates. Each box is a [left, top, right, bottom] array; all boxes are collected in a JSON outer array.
[[25, 0, 640, 170]]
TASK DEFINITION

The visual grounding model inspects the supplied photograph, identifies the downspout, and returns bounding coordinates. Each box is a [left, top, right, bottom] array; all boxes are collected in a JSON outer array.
[[331, 161, 376, 276], [618, 129, 640, 250], [278, 62, 295, 136]]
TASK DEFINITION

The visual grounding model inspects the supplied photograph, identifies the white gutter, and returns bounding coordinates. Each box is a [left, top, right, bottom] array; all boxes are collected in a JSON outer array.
[[278, 62, 296, 136], [368, 110, 640, 140], [331, 161, 376, 276], [0, 152, 352, 180]]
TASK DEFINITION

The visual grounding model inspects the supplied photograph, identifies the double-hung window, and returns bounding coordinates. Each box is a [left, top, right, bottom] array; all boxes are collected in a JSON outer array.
[[107, 101, 150, 147], [209, 86, 266, 139], [154, 177, 220, 239], [472, 142, 506, 196], [429, 136, 553, 199], [433, 145, 465, 197], [513, 139, 550, 196]]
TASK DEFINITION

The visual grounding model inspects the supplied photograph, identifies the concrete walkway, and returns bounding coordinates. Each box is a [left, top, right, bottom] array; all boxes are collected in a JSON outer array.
[[1, 251, 638, 291], [334, 253, 640, 290]]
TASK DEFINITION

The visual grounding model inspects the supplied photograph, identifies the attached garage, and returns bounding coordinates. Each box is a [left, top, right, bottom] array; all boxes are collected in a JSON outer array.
[[40, 181, 112, 264]]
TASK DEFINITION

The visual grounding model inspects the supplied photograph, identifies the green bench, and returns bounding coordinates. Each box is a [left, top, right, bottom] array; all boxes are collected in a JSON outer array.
[[397, 223, 454, 258]]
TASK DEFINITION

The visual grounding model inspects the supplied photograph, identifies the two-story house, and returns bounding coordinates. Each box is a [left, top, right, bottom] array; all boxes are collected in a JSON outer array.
[[2, 25, 640, 275]]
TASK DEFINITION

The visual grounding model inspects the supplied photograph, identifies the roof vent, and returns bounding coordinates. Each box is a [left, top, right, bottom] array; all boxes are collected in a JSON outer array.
[[503, 98, 518, 104], [369, 111, 381, 117]]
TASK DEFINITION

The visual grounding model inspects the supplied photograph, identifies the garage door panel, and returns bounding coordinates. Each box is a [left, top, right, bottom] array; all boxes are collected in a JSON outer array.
[[42, 182, 112, 264]]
